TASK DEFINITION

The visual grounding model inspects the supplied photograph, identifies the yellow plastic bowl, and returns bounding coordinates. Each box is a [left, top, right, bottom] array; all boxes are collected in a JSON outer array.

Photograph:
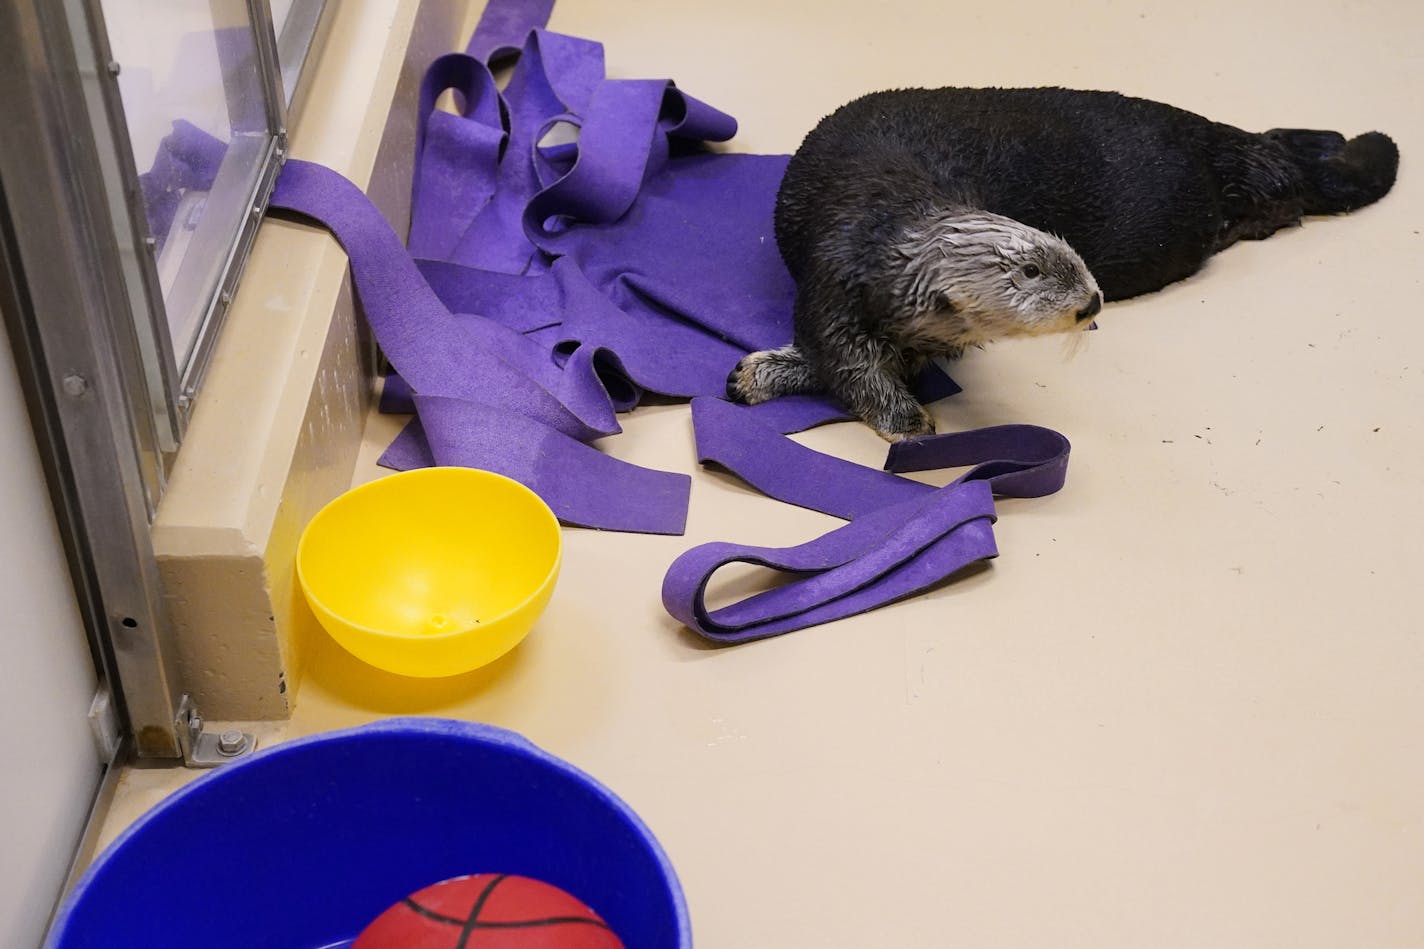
[[297, 467, 562, 677]]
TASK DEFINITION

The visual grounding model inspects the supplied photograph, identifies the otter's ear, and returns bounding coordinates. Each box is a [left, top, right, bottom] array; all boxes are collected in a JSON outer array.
[[935, 292, 958, 314]]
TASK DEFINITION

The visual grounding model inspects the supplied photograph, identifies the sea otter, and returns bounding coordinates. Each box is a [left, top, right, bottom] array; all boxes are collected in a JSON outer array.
[[728, 87, 1399, 440]]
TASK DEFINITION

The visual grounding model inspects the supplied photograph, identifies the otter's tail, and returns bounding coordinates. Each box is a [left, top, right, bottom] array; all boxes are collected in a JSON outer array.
[[1264, 128, 1400, 214]]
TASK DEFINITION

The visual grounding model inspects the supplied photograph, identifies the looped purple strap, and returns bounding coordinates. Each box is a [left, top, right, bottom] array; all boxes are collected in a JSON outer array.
[[408, 53, 506, 259], [524, 80, 669, 247], [662, 483, 1000, 644], [661, 401, 1070, 643], [523, 80, 736, 251]]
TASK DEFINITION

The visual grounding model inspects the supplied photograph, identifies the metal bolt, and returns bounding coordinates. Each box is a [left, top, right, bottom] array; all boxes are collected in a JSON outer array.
[[188, 712, 203, 736], [251, 203, 262, 218], [220, 290, 233, 305], [61, 373, 89, 397], [217, 729, 246, 756], [143, 236, 156, 249], [106, 60, 121, 76]]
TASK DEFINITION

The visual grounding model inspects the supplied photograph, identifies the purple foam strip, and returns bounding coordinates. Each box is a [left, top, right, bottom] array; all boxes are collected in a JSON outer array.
[[527, 30, 606, 111], [521, 79, 739, 255], [659, 88, 739, 143], [379, 374, 415, 414], [408, 54, 506, 259], [661, 481, 999, 644], [886, 424, 1072, 498], [702, 485, 998, 628], [565, 153, 796, 355], [912, 363, 964, 403], [379, 417, 436, 470], [552, 260, 747, 398], [449, 29, 606, 272], [452, 308, 624, 435], [408, 17, 800, 409], [465, 0, 555, 62], [691, 398, 931, 520], [417, 256, 731, 402], [524, 323, 567, 349], [524, 83, 732, 250], [414, 394, 690, 535], [533, 118, 583, 188], [379, 354, 635, 422], [659, 396, 1075, 643], [415, 260, 564, 334], [271, 162, 614, 440], [742, 395, 852, 434], [524, 79, 671, 250], [559, 343, 643, 413], [380, 310, 642, 419]]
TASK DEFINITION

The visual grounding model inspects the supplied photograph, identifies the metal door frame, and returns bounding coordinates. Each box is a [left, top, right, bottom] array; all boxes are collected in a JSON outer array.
[[0, 0, 189, 760], [0, 0, 331, 762]]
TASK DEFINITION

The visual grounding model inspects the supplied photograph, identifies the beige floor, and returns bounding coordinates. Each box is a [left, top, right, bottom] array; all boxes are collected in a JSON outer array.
[[106, 1, 1423, 946]]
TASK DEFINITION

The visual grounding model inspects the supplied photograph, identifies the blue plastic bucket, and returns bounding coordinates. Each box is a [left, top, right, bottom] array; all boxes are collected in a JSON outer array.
[[49, 718, 690, 948]]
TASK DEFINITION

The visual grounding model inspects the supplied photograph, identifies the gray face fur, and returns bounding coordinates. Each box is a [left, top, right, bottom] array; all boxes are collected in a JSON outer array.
[[728, 209, 1104, 441], [892, 210, 1101, 349]]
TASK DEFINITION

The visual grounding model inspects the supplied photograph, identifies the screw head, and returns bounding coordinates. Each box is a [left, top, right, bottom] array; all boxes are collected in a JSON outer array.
[[61, 373, 88, 397], [217, 729, 247, 756]]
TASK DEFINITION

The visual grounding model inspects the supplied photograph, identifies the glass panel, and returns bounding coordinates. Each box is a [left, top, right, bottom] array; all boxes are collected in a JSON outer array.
[[272, 0, 329, 107], [270, 0, 294, 32], [98, 0, 271, 371]]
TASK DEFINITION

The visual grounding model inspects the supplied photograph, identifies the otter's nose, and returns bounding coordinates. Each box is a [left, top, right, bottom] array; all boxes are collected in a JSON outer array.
[[1076, 294, 1102, 322]]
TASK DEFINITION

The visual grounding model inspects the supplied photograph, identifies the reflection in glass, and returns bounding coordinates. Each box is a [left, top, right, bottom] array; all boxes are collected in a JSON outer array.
[[100, 0, 269, 371]]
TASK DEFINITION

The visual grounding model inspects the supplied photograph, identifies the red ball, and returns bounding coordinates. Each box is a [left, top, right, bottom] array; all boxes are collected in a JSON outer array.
[[352, 873, 626, 948]]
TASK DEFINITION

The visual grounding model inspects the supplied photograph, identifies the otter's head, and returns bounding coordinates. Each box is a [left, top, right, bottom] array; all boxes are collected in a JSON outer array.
[[894, 211, 1102, 347]]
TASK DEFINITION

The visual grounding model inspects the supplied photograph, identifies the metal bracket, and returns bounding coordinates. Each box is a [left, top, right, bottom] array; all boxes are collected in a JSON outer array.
[[87, 687, 122, 763], [174, 695, 257, 768]]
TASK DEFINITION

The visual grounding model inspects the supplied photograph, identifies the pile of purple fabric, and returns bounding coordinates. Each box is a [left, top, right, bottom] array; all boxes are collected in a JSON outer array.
[[263, 0, 1074, 644]]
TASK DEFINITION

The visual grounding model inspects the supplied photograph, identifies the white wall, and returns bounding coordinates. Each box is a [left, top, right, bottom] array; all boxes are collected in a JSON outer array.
[[0, 323, 103, 949]]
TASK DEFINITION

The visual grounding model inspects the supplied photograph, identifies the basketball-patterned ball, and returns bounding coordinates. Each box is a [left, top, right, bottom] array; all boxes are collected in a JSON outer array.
[[351, 873, 626, 948]]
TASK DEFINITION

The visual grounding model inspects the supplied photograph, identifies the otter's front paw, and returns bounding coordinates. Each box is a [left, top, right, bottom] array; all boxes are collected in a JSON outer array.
[[870, 403, 936, 442], [725, 356, 763, 404], [727, 348, 809, 405]]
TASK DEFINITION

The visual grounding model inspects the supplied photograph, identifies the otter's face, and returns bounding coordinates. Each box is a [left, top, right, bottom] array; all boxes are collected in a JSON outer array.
[[898, 212, 1102, 347], [991, 232, 1101, 330]]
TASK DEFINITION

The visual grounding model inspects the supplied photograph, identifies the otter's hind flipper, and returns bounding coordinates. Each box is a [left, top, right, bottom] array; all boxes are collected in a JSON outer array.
[[1264, 128, 1399, 214]]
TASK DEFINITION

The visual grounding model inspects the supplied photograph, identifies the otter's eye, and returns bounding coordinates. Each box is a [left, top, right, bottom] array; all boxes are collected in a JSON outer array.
[[1022, 264, 1041, 279]]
